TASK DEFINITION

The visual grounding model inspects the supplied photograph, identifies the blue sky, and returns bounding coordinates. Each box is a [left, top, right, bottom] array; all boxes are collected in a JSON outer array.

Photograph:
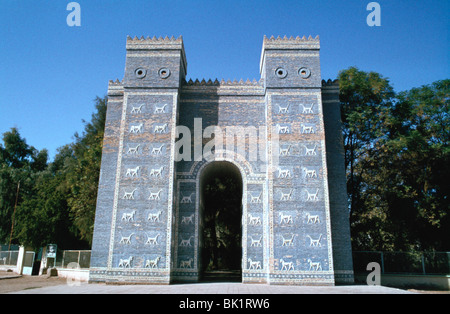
[[0, 0, 449, 160]]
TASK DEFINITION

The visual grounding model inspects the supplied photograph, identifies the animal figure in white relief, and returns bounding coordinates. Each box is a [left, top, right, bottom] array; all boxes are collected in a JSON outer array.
[[304, 144, 317, 156], [154, 123, 168, 133], [249, 191, 262, 203], [306, 213, 320, 224], [280, 189, 293, 201], [181, 214, 194, 225], [249, 236, 262, 247], [154, 104, 168, 113], [301, 103, 314, 114], [127, 144, 140, 154], [307, 234, 323, 247], [123, 188, 137, 200], [180, 258, 194, 269], [148, 211, 162, 222], [306, 189, 319, 201], [278, 103, 290, 114], [281, 234, 295, 246], [279, 144, 292, 156], [248, 258, 262, 270], [150, 166, 164, 178], [151, 144, 164, 155], [280, 259, 294, 271], [131, 104, 144, 114], [308, 259, 322, 271], [130, 123, 143, 133], [248, 214, 262, 225], [126, 166, 140, 177], [276, 124, 289, 134], [279, 212, 293, 224], [148, 189, 162, 200], [119, 233, 134, 245], [145, 256, 161, 269], [179, 236, 194, 247], [118, 256, 133, 268], [145, 233, 160, 245], [302, 167, 317, 178], [277, 168, 291, 179], [180, 192, 194, 204], [121, 210, 136, 222], [301, 124, 315, 134]]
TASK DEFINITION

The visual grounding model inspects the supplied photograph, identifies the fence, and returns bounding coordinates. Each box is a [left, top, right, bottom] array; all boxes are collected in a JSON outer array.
[[54, 250, 91, 269], [353, 251, 450, 275], [5, 248, 449, 276], [52, 250, 449, 274], [0, 250, 19, 266]]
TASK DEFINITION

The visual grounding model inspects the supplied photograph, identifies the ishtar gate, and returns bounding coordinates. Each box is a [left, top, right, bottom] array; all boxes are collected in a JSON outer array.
[[89, 35, 354, 285]]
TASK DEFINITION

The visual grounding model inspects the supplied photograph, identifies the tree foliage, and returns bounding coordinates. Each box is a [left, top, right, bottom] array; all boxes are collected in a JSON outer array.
[[340, 68, 449, 251], [66, 96, 106, 245], [0, 128, 48, 245], [0, 96, 107, 250]]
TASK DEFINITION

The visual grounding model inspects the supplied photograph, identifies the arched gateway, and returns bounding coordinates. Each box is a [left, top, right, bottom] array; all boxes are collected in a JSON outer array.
[[198, 161, 243, 281], [89, 35, 354, 285]]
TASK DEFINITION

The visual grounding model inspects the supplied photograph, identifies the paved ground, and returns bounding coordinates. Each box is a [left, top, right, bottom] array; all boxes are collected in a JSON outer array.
[[1, 275, 413, 294], [0, 274, 68, 294], [5, 270, 448, 294]]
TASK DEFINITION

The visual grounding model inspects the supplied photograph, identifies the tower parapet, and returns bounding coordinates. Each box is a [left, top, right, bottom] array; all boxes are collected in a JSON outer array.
[[262, 35, 320, 50], [123, 35, 187, 89], [260, 35, 321, 89]]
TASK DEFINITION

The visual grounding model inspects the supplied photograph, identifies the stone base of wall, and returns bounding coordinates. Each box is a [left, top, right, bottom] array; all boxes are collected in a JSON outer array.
[[56, 268, 90, 283], [89, 268, 171, 284]]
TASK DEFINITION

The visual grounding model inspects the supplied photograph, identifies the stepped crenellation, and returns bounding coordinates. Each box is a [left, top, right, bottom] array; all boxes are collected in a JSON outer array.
[[183, 78, 263, 87]]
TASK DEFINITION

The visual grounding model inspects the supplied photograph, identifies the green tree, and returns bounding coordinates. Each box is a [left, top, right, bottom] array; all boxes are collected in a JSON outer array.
[[1, 96, 107, 250], [0, 128, 41, 245], [338, 67, 396, 250], [340, 67, 449, 251], [0, 128, 34, 169], [66, 96, 107, 245], [14, 169, 78, 249], [0, 129, 81, 250], [382, 79, 449, 250]]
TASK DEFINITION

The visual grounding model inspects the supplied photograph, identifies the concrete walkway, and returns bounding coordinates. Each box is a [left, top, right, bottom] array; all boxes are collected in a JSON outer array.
[[9, 282, 413, 294]]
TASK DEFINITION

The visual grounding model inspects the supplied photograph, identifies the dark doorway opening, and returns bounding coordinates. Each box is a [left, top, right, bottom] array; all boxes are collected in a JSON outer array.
[[199, 161, 243, 282]]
